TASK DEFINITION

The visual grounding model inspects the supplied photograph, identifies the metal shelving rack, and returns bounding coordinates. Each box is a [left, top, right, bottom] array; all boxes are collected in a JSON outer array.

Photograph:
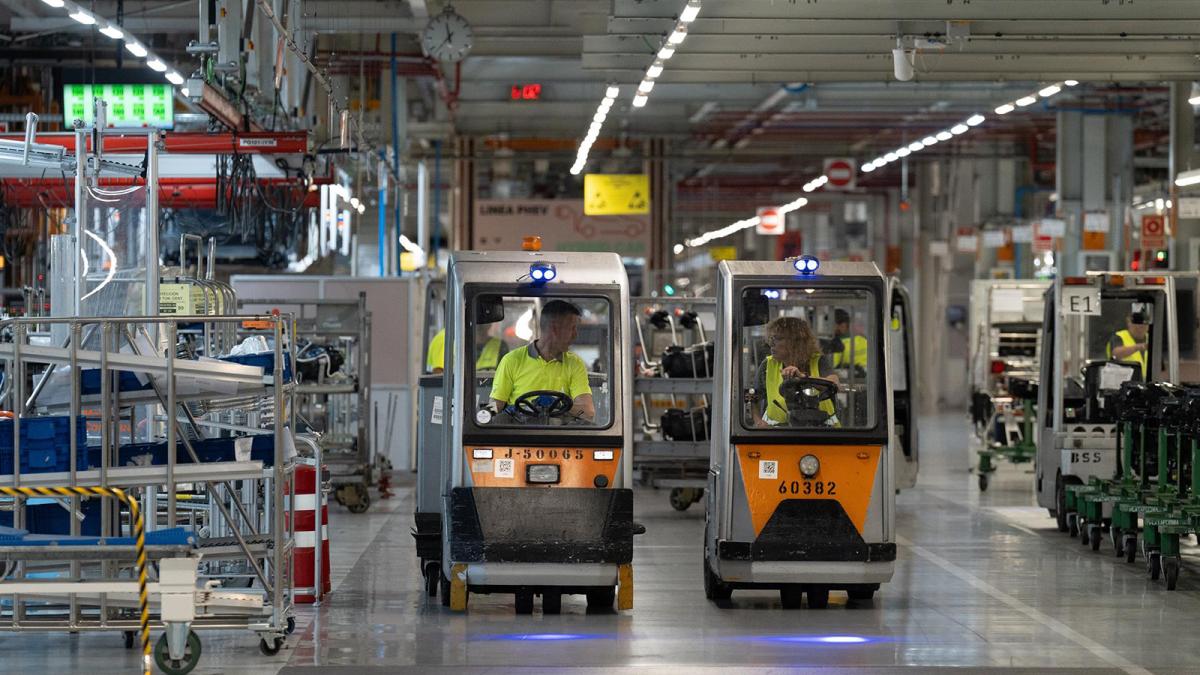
[[0, 314, 297, 668], [631, 297, 715, 511], [238, 296, 373, 512]]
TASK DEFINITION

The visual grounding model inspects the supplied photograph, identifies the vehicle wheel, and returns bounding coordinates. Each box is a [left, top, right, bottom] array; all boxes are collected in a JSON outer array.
[[1080, 521, 1091, 545], [1164, 557, 1181, 591], [780, 586, 803, 609], [669, 488, 691, 511], [286, 616, 296, 635], [586, 587, 615, 612], [806, 586, 830, 609], [259, 636, 285, 656], [542, 592, 562, 615], [1068, 513, 1079, 538], [1125, 536, 1138, 564], [1111, 527, 1123, 557], [515, 590, 534, 615], [702, 550, 732, 601], [424, 561, 440, 597], [154, 630, 202, 675], [348, 483, 370, 514], [123, 630, 135, 649], [1148, 552, 1162, 581], [1090, 526, 1102, 551], [978, 473, 989, 492], [847, 586, 876, 601], [1055, 477, 1069, 533]]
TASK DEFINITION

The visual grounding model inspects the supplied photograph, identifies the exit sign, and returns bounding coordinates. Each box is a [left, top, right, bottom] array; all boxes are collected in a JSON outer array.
[[510, 83, 542, 100]]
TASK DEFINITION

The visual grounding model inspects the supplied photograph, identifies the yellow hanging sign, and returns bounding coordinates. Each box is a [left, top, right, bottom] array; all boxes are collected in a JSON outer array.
[[583, 174, 651, 215], [709, 246, 737, 261]]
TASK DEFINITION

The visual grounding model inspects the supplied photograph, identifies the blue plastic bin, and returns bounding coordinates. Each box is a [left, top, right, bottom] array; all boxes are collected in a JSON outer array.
[[0, 416, 90, 475], [91, 434, 278, 469], [0, 497, 102, 535]]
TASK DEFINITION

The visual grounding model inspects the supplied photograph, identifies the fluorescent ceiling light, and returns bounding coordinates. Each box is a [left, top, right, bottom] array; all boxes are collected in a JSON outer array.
[[40, 0, 64, 6], [632, 94, 648, 108], [99, 25, 124, 40], [1038, 84, 1062, 97], [1176, 168, 1200, 187], [679, 1, 702, 23], [125, 42, 148, 57], [605, 85, 619, 98], [1016, 95, 1037, 107], [862, 163, 876, 173], [966, 114, 985, 126], [646, 61, 664, 79], [936, 131, 952, 141], [147, 58, 167, 72], [907, 141, 923, 152], [166, 71, 184, 85], [69, 10, 96, 25], [896, 147, 911, 158], [921, 136, 938, 146], [657, 45, 675, 60], [885, 152, 898, 162], [667, 26, 688, 46], [1064, 79, 1079, 87], [994, 103, 1015, 115], [951, 123, 969, 135], [637, 80, 655, 94]]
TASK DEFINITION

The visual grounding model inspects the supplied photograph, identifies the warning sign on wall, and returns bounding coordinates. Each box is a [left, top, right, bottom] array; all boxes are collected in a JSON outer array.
[[1141, 214, 1166, 249], [583, 174, 650, 215], [823, 158, 856, 191]]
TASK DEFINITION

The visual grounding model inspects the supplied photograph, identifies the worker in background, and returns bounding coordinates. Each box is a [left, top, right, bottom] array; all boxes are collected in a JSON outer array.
[[755, 316, 838, 426], [488, 299, 595, 421], [1107, 311, 1149, 379], [426, 326, 508, 374], [831, 308, 869, 372]]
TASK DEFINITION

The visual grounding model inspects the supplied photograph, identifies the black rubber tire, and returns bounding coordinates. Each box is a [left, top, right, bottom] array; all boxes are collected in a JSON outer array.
[[780, 586, 804, 609], [154, 630, 202, 675], [123, 630, 135, 649], [978, 473, 989, 492], [1091, 527, 1102, 551], [1081, 521, 1092, 545], [806, 586, 830, 609], [286, 616, 296, 635], [1111, 527, 1123, 557], [702, 546, 732, 602], [586, 587, 615, 612], [1149, 553, 1162, 581], [1125, 537, 1138, 564], [1055, 476, 1069, 533], [515, 591, 534, 615], [542, 592, 562, 615], [440, 571, 451, 608], [259, 636, 285, 656], [1165, 558, 1181, 591], [424, 561, 440, 597], [1068, 515, 1079, 538], [847, 586, 876, 601]]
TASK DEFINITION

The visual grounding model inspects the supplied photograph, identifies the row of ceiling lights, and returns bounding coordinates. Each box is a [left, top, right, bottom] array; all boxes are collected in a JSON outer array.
[[39, 0, 187, 88], [682, 80, 1082, 250], [570, 0, 701, 175]]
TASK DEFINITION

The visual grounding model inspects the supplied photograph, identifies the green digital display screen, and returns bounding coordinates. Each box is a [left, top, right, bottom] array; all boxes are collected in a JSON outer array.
[[62, 83, 174, 129]]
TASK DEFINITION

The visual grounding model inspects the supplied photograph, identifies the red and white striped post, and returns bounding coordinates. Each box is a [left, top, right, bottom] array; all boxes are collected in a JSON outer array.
[[290, 461, 331, 603]]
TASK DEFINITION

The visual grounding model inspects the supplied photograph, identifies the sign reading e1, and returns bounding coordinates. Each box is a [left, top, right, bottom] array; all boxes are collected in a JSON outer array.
[[1064, 285, 1101, 316], [510, 83, 542, 100], [823, 157, 856, 190]]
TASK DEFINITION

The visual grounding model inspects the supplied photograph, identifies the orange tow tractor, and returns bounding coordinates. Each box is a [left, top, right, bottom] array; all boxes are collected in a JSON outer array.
[[438, 242, 642, 613], [704, 257, 898, 608]]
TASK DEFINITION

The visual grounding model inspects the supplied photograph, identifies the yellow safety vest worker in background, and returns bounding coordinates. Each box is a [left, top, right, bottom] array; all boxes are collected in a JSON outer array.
[[426, 330, 505, 371], [764, 354, 836, 424], [833, 335, 868, 370], [1107, 329, 1147, 379]]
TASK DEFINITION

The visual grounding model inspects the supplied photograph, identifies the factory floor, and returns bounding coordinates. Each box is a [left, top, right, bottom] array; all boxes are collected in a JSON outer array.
[[11, 412, 1200, 674]]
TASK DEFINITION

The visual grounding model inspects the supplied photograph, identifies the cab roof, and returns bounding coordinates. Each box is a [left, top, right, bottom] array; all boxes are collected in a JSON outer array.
[[449, 250, 629, 287], [718, 259, 884, 279]]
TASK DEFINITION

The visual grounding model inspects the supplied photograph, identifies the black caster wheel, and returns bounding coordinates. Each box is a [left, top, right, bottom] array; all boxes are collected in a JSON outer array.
[[259, 636, 285, 656], [1068, 514, 1079, 538], [1111, 527, 1123, 557], [542, 592, 562, 615], [123, 630, 135, 649], [585, 587, 615, 613], [154, 630, 202, 675], [439, 571, 451, 608], [1090, 527, 1102, 551], [1148, 553, 1162, 581], [286, 616, 296, 635], [780, 586, 803, 609], [1165, 557, 1181, 591], [424, 561, 440, 597], [1125, 537, 1138, 564], [347, 484, 371, 514], [515, 591, 534, 615], [978, 473, 989, 492], [703, 561, 732, 602], [1080, 522, 1092, 545], [806, 586, 830, 609], [669, 488, 691, 511]]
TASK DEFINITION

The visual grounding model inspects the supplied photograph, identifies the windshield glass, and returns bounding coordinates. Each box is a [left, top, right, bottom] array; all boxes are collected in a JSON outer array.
[[1060, 292, 1158, 390], [469, 294, 613, 429], [739, 286, 879, 431]]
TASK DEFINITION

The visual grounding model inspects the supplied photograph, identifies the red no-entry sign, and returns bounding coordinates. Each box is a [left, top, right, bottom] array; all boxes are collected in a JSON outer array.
[[824, 158, 856, 190]]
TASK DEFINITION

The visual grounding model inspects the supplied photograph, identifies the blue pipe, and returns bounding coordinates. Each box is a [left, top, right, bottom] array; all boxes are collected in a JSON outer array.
[[391, 32, 401, 276]]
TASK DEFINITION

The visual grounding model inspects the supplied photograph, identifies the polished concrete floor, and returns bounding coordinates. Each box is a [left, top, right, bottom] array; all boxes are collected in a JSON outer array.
[[7, 412, 1200, 674]]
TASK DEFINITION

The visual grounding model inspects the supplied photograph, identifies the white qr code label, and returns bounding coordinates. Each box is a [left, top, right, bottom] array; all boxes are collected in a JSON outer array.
[[495, 459, 515, 478], [759, 460, 778, 479]]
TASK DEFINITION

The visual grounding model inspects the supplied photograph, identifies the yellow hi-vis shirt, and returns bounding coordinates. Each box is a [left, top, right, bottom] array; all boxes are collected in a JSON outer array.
[[489, 343, 592, 405], [833, 334, 869, 369], [764, 354, 836, 423], [426, 330, 504, 371], [1107, 329, 1147, 379]]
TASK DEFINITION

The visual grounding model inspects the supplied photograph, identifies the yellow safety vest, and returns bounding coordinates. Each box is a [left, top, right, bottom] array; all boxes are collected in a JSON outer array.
[[764, 354, 836, 423], [833, 335, 868, 369], [427, 331, 503, 371], [476, 338, 502, 370], [1108, 329, 1147, 379]]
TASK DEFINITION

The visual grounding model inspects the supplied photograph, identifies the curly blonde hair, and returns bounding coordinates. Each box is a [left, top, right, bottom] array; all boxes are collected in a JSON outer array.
[[766, 316, 821, 367]]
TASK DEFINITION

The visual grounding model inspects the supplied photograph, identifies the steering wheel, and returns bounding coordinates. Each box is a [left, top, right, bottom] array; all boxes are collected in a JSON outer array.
[[777, 377, 838, 426], [512, 390, 574, 419]]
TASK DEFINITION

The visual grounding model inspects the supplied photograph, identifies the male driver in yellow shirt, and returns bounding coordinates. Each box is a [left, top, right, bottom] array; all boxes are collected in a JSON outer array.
[[488, 299, 595, 421]]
